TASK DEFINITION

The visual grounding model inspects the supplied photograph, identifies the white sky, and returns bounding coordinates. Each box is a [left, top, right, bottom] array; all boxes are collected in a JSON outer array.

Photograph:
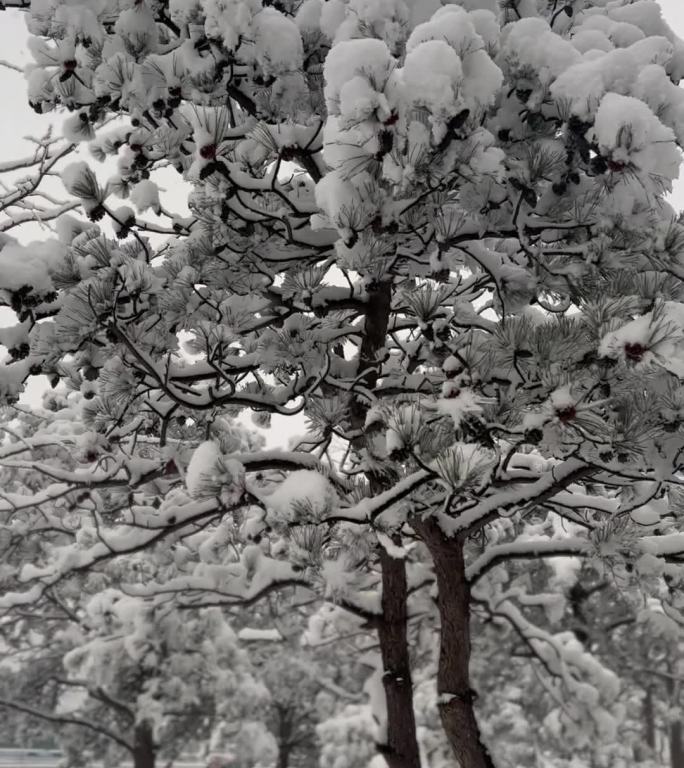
[[0, 2, 683, 444]]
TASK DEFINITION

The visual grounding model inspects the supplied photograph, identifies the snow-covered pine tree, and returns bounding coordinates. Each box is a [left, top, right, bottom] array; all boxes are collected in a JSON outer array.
[[2, 1, 684, 766], [0, 398, 274, 768], [0, 591, 263, 768]]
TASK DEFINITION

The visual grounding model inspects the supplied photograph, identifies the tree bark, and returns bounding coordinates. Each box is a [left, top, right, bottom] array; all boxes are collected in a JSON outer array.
[[416, 519, 495, 768], [376, 545, 421, 768], [348, 280, 421, 768], [277, 746, 291, 768], [275, 704, 293, 768], [644, 685, 656, 754], [667, 671, 684, 768], [670, 721, 684, 768], [132, 722, 156, 768]]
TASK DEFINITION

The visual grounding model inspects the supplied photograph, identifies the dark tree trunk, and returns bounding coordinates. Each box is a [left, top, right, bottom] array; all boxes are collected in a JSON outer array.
[[132, 723, 156, 768], [667, 672, 684, 768], [277, 747, 291, 768], [275, 703, 293, 768], [348, 280, 421, 768], [670, 721, 684, 768], [416, 519, 495, 768], [644, 685, 656, 753], [376, 545, 421, 768]]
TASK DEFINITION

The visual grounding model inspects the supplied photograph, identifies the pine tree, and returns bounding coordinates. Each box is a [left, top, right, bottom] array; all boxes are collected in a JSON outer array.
[[1, 1, 684, 766]]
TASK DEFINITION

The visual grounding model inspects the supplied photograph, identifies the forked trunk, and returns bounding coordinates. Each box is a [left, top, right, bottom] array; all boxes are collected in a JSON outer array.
[[417, 519, 495, 768]]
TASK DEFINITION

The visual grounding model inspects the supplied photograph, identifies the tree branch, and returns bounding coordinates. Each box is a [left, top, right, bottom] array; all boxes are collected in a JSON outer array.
[[0, 698, 133, 752]]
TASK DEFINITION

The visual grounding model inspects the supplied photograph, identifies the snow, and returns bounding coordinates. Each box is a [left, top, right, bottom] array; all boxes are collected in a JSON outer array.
[[254, 8, 304, 77], [0, 239, 64, 293], [333, 0, 410, 51], [343, 469, 431, 524], [609, 21, 647, 48], [319, 0, 347, 40], [169, 0, 202, 25], [54, 687, 89, 716], [468, 9, 500, 51], [635, 552, 665, 577], [549, 386, 575, 412], [436, 384, 483, 428], [114, 4, 159, 56], [591, 93, 679, 185], [549, 555, 582, 591], [444, 458, 587, 535], [185, 440, 222, 498], [633, 63, 684, 144], [630, 503, 661, 526], [637, 604, 680, 641], [364, 660, 388, 745], [640, 532, 684, 557], [376, 531, 407, 559], [551, 36, 674, 121], [401, 40, 463, 140], [340, 76, 388, 127], [406, 6, 481, 57], [364, 404, 386, 429], [467, 536, 589, 583], [500, 17, 581, 81], [323, 38, 394, 121], [317, 703, 377, 768], [605, 0, 670, 38], [266, 469, 336, 521], [460, 48, 503, 110], [314, 167, 377, 234], [203, 0, 262, 53], [384, 426, 403, 455], [598, 300, 684, 376], [295, 0, 322, 32], [129, 179, 161, 214], [571, 29, 614, 55], [237, 627, 283, 642]]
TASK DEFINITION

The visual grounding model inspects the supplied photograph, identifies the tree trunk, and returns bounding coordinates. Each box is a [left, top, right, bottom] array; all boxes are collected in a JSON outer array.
[[275, 704, 293, 768], [376, 545, 421, 768], [644, 685, 656, 754], [667, 671, 684, 768], [277, 746, 291, 768], [416, 519, 495, 768], [348, 280, 421, 768], [132, 722, 156, 768], [670, 721, 684, 768]]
